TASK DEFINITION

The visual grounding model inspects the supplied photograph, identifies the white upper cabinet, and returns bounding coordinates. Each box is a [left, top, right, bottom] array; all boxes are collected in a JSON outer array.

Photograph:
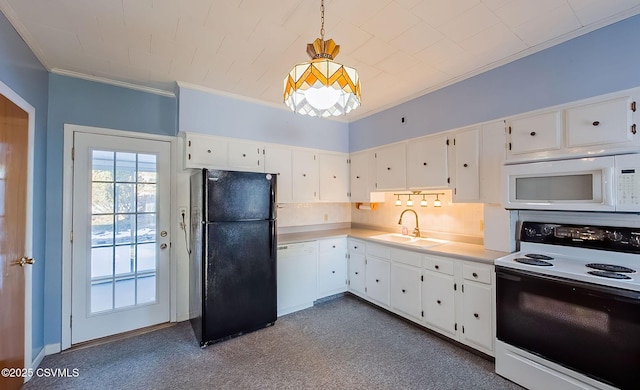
[[291, 150, 319, 202], [406, 134, 449, 189], [264, 146, 292, 203], [319, 153, 349, 202], [451, 127, 480, 202], [349, 151, 385, 203], [184, 133, 228, 168], [227, 140, 264, 172], [480, 121, 506, 204], [507, 111, 562, 157], [374, 143, 407, 191], [566, 96, 633, 148]]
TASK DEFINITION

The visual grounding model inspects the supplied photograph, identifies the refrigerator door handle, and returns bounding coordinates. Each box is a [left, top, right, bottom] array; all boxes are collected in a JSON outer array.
[[270, 221, 276, 258], [270, 181, 276, 220]]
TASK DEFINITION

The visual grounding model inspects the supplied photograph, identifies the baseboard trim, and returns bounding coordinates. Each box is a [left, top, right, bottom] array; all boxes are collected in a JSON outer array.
[[45, 343, 61, 355], [177, 312, 190, 322]]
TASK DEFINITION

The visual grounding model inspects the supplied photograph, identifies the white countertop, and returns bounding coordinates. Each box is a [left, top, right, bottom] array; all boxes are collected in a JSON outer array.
[[278, 227, 510, 265]]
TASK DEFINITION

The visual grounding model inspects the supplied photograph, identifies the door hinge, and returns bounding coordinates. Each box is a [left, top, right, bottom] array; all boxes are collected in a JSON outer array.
[[70, 230, 73, 243], [421, 310, 424, 317], [447, 177, 450, 184], [454, 283, 457, 291], [462, 284, 465, 293], [421, 275, 424, 282], [314, 155, 316, 160], [365, 287, 367, 292], [462, 325, 465, 334], [365, 259, 367, 265], [508, 126, 512, 134], [632, 124, 637, 135], [454, 323, 457, 331], [188, 153, 192, 160], [508, 142, 512, 151], [454, 188, 457, 195], [347, 158, 351, 164], [632, 101, 636, 112], [70, 315, 72, 328], [453, 138, 456, 146], [374, 153, 377, 158], [188, 140, 191, 147], [446, 139, 449, 146], [71, 147, 74, 161]]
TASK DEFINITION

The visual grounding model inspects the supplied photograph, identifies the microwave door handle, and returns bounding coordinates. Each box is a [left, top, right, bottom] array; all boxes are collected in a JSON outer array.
[[603, 166, 615, 208]]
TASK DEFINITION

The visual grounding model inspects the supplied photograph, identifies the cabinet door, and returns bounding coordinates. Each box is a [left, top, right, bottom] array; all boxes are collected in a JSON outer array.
[[566, 96, 634, 148], [406, 134, 449, 189], [184, 133, 227, 168], [507, 111, 562, 156], [452, 127, 480, 202], [227, 140, 264, 172], [348, 252, 366, 296], [480, 121, 506, 204], [374, 143, 406, 190], [365, 257, 390, 306], [264, 147, 292, 203], [461, 282, 493, 352], [317, 238, 347, 299], [291, 150, 319, 202], [319, 153, 349, 202], [422, 271, 456, 337], [390, 263, 421, 319]]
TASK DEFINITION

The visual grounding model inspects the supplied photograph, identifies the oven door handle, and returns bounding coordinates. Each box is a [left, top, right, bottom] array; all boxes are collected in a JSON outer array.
[[496, 266, 640, 301]]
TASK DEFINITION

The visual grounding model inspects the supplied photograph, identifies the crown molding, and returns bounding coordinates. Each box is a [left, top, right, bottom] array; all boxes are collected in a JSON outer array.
[[51, 69, 175, 98]]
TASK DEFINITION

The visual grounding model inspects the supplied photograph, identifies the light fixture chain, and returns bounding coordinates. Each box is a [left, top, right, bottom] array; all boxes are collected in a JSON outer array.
[[320, 0, 325, 40]]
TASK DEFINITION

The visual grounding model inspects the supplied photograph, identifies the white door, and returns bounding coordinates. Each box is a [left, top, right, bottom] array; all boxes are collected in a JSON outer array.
[[71, 132, 171, 344]]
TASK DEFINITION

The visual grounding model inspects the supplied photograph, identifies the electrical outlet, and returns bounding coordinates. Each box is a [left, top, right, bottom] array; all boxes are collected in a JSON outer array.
[[323, 213, 329, 222]]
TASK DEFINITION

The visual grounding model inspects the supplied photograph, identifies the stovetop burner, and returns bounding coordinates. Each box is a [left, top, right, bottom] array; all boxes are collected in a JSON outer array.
[[514, 258, 553, 266], [525, 253, 554, 261], [587, 270, 633, 280], [586, 263, 636, 273]]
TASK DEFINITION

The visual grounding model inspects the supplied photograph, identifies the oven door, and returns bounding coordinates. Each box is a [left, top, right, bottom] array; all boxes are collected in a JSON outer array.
[[496, 266, 640, 389]]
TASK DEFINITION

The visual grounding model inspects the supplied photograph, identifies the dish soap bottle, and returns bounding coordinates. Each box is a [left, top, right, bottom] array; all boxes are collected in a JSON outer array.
[[401, 225, 408, 235]]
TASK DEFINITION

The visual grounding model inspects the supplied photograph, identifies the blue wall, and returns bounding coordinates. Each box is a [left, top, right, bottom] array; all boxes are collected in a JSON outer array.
[[45, 74, 177, 346], [0, 11, 49, 360], [350, 14, 640, 151], [179, 86, 349, 152]]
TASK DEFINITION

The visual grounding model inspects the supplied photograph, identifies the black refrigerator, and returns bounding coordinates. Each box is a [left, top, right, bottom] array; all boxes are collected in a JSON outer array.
[[189, 169, 277, 347]]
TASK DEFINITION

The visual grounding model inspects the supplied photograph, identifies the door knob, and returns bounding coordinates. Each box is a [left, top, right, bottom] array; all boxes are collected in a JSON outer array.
[[19, 257, 35, 267], [160, 243, 168, 250], [160, 231, 168, 237]]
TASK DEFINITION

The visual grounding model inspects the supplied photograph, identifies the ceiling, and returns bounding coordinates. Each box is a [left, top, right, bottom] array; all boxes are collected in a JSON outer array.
[[2, 0, 640, 121]]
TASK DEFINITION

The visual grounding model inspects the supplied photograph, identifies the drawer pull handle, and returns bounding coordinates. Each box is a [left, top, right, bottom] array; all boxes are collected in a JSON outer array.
[[592, 121, 600, 126], [437, 300, 441, 305], [472, 272, 478, 278], [435, 265, 440, 270], [474, 313, 479, 319], [530, 131, 536, 136], [402, 289, 406, 293]]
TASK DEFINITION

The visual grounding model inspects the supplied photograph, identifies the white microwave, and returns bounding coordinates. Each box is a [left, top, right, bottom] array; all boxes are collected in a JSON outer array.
[[503, 154, 640, 212]]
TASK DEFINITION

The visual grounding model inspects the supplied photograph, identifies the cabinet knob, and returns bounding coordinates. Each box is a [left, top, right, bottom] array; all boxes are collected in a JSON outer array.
[[355, 271, 359, 275], [530, 131, 536, 136], [592, 121, 600, 126], [474, 313, 479, 319], [207, 149, 212, 153], [472, 272, 478, 278], [242, 153, 246, 157], [435, 265, 440, 270], [354, 246, 358, 249], [303, 173, 306, 177], [333, 175, 337, 179], [463, 163, 468, 167], [332, 270, 335, 274], [332, 245, 336, 248], [402, 289, 406, 293], [387, 167, 391, 170], [423, 162, 427, 166], [356, 176, 360, 179], [437, 300, 441, 305], [376, 279, 380, 283]]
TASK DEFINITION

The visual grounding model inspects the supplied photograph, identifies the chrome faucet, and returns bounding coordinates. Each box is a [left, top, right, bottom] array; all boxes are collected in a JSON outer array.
[[398, 209, 420, 237]]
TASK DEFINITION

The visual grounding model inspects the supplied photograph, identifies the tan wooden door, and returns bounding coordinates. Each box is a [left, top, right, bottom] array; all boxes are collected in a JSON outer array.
[[0, 93, 29, 389]]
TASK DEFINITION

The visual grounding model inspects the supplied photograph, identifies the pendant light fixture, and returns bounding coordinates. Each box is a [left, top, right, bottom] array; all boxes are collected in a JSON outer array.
[[283, 0, 361, 117]]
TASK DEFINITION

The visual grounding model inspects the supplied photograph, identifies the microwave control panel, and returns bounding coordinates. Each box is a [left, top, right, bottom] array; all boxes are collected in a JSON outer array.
[[615, 154, 640, 212]]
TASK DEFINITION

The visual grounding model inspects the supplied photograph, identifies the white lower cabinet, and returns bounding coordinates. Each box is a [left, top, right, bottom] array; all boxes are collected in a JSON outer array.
[[422, 269, 456, 338], [459, 263, 494, 353], [366, 257, 391, 306], [347, 239, 366, 297], [277, 242, 318, 317], [316, 238, 347, 299], [390, 263, 421, 319]]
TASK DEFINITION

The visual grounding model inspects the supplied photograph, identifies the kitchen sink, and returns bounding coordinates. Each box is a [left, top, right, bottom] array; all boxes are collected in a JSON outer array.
[[370, 233, 449, 248]]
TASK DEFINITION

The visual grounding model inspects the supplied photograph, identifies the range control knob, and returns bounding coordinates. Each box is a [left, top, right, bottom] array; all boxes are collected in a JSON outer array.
[[631, 235, 640, 247], [524, 227, 537, 238], [541, 225, 555, 236], [608, 231, 624, 242]]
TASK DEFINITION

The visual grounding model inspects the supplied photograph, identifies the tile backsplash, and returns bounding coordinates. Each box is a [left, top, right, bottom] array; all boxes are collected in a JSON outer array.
[[277, 202, 351, 227], [351, 191, 484, 240]]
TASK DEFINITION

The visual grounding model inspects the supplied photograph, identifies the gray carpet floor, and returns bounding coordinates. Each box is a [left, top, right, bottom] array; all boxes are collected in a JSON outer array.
[[25, 295, 522, 389]]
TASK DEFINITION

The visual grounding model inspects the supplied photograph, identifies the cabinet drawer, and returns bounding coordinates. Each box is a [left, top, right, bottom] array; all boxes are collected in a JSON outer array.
[[348, 239, 365, 254], [423, 256, 454, 275], [319, 238, 346, 253], [462, 263, 492, 284], [366, 242, 390, 259], [390, 248, 422, 268]]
